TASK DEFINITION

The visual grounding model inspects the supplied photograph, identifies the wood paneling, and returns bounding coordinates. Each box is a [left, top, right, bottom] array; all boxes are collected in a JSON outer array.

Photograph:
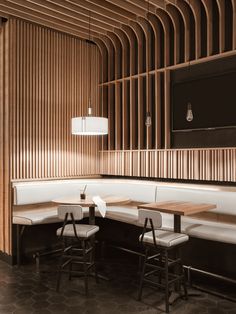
[[98, 1, 236, 183], [100, 148, 236, 182], [10, 19, 100, 180], [0, 18, 100, 255]]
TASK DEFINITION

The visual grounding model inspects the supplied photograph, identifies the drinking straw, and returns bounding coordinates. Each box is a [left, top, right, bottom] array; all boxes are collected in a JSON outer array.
[[83, 184, 87, 194]]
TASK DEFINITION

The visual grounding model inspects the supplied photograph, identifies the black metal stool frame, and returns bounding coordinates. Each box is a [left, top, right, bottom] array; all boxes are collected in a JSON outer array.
[[56, 211, 98, 295], [138, 217, 188, 313]]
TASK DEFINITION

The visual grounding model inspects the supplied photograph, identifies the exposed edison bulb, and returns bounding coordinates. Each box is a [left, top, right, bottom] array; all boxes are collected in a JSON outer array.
[[186, 102, 193, 122], [145, 112, 152, 127]]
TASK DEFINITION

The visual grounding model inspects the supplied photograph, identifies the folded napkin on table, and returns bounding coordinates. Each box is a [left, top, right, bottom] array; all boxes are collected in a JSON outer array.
[[92, 196, 107, 218]]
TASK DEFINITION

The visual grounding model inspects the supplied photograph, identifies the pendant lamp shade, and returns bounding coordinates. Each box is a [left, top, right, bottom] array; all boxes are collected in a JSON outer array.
[[71, 116, 108, 135]]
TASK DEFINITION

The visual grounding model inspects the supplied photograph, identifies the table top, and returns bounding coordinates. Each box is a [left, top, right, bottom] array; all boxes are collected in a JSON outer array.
[[138, 200, 216, 216], [52, 195, 130, 207]]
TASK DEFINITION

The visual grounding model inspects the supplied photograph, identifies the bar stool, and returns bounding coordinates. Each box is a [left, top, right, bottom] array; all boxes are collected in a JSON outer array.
[[137, 209, 188, 313], [56, 205, 99, 295]]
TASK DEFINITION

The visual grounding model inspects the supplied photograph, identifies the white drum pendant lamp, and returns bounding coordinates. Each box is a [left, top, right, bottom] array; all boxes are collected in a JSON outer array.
[[72, 108, 108, 135], [71, 12, 108, 136]]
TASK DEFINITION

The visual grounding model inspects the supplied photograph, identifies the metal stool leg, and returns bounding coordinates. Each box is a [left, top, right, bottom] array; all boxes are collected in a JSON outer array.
[[181, 263, 188, 300], [56, 255, 64, 292], [92, 242, 99, 284], [137, 247, 148, 301], [82, 240, 88, 296], [165, 250, 169, 314]]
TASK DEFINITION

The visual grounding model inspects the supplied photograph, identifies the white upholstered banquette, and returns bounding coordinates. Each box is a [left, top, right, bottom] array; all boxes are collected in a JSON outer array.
[[12, 178, 236, 244]]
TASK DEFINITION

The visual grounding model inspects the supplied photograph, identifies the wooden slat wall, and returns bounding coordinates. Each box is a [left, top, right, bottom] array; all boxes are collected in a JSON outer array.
[[0, 18, 101, 255], [10, 19, 100, 180], [99, 1, 236, 183], [100, 148, 236, 182]]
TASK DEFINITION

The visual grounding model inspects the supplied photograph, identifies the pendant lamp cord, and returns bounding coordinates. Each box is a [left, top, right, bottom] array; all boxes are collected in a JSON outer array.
[[145, 0, 152, 127], [188, 0, 191, 73], [88, 10, 92, 113]]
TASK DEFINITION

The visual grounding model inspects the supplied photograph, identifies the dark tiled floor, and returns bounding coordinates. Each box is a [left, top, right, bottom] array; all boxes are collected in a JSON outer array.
[[0, 258, 236, 314]]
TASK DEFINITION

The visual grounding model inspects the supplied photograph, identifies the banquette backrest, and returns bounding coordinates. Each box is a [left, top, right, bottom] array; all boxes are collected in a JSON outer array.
[[13, 179, 236, 218], [13, 179, 157, 206]]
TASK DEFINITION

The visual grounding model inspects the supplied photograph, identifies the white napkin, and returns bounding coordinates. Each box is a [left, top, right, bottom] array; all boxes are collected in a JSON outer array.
[[92, 196, 107, 218]]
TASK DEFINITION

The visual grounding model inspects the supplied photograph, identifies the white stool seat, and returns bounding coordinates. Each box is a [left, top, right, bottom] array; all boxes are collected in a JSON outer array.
[[57, 224, 99, 238], [140, 230, 189, 247]]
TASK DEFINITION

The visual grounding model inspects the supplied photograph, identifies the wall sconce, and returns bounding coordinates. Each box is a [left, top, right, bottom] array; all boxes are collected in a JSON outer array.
[[186, 102, 193, 122]]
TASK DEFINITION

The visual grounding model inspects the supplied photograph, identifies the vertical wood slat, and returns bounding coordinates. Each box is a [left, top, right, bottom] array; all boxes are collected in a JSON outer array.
[[0, 19, 11, 254]]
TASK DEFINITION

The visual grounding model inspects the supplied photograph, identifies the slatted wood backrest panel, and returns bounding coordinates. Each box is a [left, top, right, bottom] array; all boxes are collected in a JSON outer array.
[[0, 18, 101, 255], [100, 149, 236, 182]]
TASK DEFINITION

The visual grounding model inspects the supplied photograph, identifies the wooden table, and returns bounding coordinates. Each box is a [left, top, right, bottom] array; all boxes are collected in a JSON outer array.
[[53, 195, 130, 225], [138, 201, 216, 233]]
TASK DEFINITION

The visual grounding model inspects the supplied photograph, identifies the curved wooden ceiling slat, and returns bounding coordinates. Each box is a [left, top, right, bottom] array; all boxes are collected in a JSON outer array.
[[163, 0, 191, 62], [155, 8, 171, 67], [148, 14, 162, 69], [121, 25, 137, 75], [165, 5, 181, 64], [106, 32, 122, 79], [93, 38, 108, 82], [149, 0, 166, 8], [125, 0, 159, 13], [10, 0, 107, 35], [104, 0, 149, 17], [99, 35, 115, 82], [216, 0, 225, 53], [57, 0, 121, 28], [83, 0, 135, 22], [201, 0, 213, 56], [184, 0, 202, 59], [129, 21, 145, 74], [65, 0, 130, 25], [25, 0, 114, 32], [0, 2, 91, 39], [114, 28, 130, 78], [231, 0, 236, 49]]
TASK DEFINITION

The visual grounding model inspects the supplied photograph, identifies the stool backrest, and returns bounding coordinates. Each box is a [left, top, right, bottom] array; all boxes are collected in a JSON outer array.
[[58, 205, 83, 221], [138, 209, 162, 228], [138, 209, 162, 247], [57, 205, 83, 239]]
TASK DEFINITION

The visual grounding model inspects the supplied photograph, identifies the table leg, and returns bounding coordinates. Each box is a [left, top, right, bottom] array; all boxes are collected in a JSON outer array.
[[16, 225, 25, 267], [174, 215, 181, 233], [89, 206, 95, 225], [88, 205, 109, 281], [174, 215, 181, 293]]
